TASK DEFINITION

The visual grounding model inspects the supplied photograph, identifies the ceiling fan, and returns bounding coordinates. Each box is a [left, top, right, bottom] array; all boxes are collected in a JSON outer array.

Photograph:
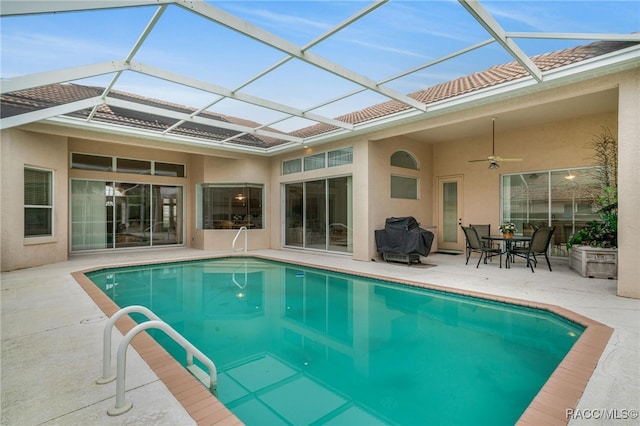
[[469, 118, 522, 169]]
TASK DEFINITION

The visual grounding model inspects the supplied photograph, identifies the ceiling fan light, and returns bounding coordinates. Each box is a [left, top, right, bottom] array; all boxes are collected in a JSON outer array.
[[488, 162, 500, 170]]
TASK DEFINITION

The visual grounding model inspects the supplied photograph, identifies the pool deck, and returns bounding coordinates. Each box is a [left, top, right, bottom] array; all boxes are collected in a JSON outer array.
[[1, 248, 638, 425]]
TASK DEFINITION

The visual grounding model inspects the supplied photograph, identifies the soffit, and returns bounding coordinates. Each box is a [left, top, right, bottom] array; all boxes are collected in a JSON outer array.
[[403, 88, 620, 144]]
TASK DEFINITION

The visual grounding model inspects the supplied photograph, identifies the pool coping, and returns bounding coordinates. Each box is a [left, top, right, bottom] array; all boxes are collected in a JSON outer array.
[[72, 253, 614, 426]]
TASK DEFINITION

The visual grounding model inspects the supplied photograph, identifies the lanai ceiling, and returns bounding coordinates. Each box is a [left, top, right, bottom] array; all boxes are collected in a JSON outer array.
[[1, 1, 639, 154]]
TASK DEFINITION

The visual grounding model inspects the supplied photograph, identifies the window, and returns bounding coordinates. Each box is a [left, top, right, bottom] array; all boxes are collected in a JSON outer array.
[[283, 147, 352, 175], [282, 158, 302, 175], [391, 151, 418, 169], [304, 153, 325, 171], [154, 162, 185, 177], [117, 158, 151, 175], [328, 147, 352, 167], [501, 167, 601, 257], [71, 153, 184, 177], [71, 153, 112, 171], [199, 184, 264, 229], [24, 168, 53, 237], [391, 175, 418, 199]]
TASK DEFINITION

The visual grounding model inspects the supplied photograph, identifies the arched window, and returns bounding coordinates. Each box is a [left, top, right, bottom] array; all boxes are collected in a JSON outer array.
[[391, 151, 418, 169]]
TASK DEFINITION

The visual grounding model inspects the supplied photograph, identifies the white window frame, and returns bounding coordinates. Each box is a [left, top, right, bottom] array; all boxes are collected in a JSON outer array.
[[24, 166, 54, 238], [390, 174, 419, 199]]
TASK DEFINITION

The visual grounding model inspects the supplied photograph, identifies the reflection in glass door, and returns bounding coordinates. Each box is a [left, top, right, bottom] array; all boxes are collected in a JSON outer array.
[[284, 177, 352, 253]]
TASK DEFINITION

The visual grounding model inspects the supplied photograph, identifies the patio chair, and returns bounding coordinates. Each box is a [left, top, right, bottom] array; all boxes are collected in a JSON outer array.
[[470, 224, 494, 248], [511, 226, 556, 272], [461, 226, 502, 268]]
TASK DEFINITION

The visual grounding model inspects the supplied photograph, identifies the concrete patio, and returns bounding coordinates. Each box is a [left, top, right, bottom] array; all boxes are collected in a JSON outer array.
[[1, 248, 638, 425]]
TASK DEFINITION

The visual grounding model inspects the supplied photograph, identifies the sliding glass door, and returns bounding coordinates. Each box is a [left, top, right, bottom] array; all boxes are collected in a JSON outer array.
[[71, 179, 183, 251], [501, 167, 601, 257], [284, 176, 352, 253]]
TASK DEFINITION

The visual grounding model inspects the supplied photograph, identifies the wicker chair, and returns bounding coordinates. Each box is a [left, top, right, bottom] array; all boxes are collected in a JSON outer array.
[[512, 226, 556, 272], [461, 226, 502, 268]]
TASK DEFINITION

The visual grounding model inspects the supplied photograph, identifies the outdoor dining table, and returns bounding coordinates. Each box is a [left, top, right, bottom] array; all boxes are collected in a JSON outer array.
[[482, 235, 532, 268]]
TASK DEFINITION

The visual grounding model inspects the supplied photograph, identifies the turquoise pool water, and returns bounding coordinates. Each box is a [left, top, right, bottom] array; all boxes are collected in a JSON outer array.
[[87, 257, 583, 425]]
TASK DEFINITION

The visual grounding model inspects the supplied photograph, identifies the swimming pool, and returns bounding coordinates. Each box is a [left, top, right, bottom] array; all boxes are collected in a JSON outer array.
[[86, 256, 583, 425]]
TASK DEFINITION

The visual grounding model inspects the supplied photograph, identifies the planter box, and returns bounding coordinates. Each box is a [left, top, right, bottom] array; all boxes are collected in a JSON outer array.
[[569, 246, 617, 279]]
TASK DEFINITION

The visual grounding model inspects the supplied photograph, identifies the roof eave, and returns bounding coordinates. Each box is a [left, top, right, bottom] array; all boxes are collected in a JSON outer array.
[[294, 44, 640, 148], [44, 115, 274, 155]]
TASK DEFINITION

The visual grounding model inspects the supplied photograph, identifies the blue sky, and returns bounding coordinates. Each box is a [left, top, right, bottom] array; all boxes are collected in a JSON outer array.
[[2, 1, 638, 131]]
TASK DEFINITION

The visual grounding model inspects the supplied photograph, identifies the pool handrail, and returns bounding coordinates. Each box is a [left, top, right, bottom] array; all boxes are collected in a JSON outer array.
[[232, 226, 247, 252], [96, 306, 217, 416], [96, 305, 160, 384], [107, 320, 218, 416]]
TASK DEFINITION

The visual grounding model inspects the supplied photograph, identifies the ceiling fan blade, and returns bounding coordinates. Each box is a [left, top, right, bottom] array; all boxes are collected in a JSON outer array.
[[468, 159, 489, 162], [492, 118, 496, 157], [494, 157, 523, 162]]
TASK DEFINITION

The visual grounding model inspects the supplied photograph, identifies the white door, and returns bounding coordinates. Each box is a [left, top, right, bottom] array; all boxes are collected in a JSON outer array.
[[437, 176, 464, 252]]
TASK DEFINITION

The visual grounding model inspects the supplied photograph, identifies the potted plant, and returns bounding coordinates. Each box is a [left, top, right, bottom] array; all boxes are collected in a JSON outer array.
[[499, 222, 516, 238], [568, 127, 618, 279]]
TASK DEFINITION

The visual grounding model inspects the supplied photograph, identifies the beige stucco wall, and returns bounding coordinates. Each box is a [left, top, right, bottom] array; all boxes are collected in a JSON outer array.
[[617, 69, 640, 299], [367, 136, 435, 258], [1, 129, 69, 271]]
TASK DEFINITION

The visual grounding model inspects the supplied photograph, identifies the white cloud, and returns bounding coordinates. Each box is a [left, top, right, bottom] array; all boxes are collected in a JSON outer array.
[[345, 38, 431, 60]]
